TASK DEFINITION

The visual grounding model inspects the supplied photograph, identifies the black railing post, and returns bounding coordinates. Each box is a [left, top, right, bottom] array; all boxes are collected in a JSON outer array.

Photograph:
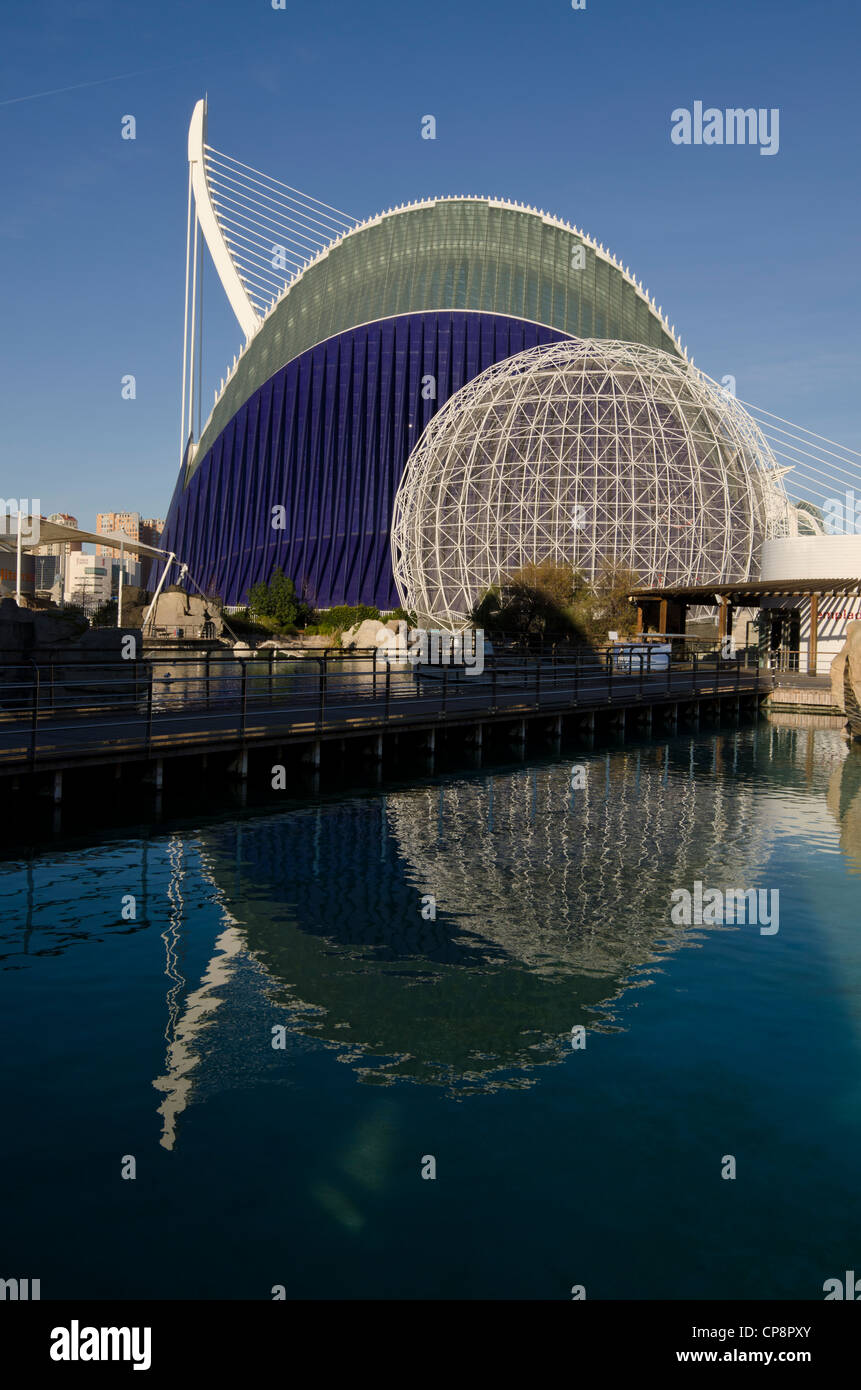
[[318, 657, 325, 726], [608, 648, 613, 704], [205, 650, 211, 710], [239, 660, 248, 736], [146, 664, 154, 754], [536, 656, 541, 709], [491, 659, 497, 712], [30, 663, 39, 766], [385, 660, 391, 721], [574, 648, 580, 703], [639, 649, 645, 699], [442, 667, 448, 715], [269, 647, 274, 703], [693, 652, 698, 695]]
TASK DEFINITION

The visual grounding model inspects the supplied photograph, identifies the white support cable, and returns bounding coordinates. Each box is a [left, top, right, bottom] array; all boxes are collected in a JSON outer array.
[[223, 266, 291, 308], [217, 242, 299, 290], [205, 160, 350, 243], [738, 398, 861, 461], [224, 271, 296, 312], [205, 182, 336, 247], [210, 198, 336, 268], [750, 427, 861, 484], [215, 232, 300, 280], [767, 446, 857, 486], [752, 417, 861, 470], [204, 143, 354, 224], [215, 214, 311, 270], [204, 171, 351, 245]]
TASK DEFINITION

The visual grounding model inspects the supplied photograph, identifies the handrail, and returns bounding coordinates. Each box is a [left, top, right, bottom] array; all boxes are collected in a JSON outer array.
[[0, 650, 767, 771]]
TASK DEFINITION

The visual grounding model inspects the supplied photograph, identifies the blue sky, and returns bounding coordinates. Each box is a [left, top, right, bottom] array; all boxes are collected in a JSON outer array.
[[1, 0, 859, 529]]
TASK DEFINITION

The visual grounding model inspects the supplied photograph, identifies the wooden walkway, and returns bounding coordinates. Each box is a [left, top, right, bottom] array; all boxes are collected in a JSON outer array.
[[0, 655, 771, 785]]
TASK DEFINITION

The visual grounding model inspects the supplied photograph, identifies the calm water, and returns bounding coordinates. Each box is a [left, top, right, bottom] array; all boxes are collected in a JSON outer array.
[[2, 721, 860, 1300]]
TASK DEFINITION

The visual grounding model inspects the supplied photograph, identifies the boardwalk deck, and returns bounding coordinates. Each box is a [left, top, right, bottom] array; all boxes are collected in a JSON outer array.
[[0, 656, 771, 782]]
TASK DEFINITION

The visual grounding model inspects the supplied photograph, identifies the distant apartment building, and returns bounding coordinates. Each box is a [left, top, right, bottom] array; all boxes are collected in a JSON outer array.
[[97, 512, 165, 561], [96, 511, 140, 558], [33, 512, 81, 558], [141, 517, 165, 550], [32, 513, 82, 595]]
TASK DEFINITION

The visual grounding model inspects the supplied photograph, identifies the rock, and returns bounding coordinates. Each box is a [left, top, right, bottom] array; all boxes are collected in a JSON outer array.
[[145, 589, 224, 636], [341, 618, 402, 649], [32, 611, 88, 644], [831, 621, 861, 730]]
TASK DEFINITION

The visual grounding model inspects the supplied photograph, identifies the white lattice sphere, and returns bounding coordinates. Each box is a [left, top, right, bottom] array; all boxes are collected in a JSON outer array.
[[391, 340, 794, 629]]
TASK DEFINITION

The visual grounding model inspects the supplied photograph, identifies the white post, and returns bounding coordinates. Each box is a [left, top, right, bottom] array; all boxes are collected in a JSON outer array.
[[15, 508, 23, 603], [117, 537, 124, 628], [142, 552, 176, 635]]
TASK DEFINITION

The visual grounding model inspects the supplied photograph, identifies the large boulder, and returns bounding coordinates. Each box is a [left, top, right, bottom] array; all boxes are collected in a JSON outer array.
[[0, 596, 35, 654], [831, 621, 861, 730], [146, 588, 224, 636], [341, 618, 402, 649]]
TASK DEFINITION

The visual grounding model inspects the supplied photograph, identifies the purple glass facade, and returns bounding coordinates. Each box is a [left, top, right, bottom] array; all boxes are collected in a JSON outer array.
[[155, 311, 571, 610]]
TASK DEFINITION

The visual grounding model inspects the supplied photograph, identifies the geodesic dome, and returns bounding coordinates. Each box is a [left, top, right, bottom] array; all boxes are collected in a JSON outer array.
[[391, 339, 796, 629]]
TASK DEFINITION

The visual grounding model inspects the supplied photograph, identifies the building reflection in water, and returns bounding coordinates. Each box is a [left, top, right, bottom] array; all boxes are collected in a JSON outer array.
[[150, 730, 830, 1147]]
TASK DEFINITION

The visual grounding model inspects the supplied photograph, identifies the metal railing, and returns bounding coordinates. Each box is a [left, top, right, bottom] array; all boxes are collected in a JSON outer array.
[[764, 648, 841, 678], [0, 646, 765, 771]]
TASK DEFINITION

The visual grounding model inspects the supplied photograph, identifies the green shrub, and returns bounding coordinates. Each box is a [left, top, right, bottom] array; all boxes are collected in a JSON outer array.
[[472, 561, 639, 644], [246, 568, 313, 629], [307, 604, 380, 635]]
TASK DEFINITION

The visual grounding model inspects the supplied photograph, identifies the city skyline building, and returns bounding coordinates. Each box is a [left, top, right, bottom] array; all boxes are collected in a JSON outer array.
[[96, 511, 164, 565], [64, 551, 111, 607]]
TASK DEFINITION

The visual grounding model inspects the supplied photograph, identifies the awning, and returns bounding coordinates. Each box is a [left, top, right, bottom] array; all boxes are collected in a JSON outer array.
[[0, 518, 171, 562], [630, 579, 861, 604]]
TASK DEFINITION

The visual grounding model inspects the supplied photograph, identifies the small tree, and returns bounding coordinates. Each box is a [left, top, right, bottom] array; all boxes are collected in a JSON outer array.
[[247, 568, 312, 630], [571, 563, 640, 643], [473, 559, 639, 645], [473, 560, 585, 641]]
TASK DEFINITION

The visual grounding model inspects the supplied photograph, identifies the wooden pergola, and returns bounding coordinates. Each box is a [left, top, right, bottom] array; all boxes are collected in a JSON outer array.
[[628, 578, 861, 675]]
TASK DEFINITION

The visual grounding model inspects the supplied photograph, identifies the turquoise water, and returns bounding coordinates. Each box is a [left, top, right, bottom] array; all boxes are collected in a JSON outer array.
[[2, 721, 860, 1299]]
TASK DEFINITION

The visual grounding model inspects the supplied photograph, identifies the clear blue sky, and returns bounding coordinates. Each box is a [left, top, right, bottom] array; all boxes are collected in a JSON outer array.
[[1, 0, 859, 529]]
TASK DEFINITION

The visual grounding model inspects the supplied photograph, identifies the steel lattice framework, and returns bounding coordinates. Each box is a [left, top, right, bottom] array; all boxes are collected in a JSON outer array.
[[391, 339, 797, 629]]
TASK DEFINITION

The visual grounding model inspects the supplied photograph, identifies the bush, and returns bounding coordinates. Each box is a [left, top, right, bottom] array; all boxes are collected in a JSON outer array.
[[246, 568, 312, 630], [473, 561, 585, 641], [56, 604, 91, 634], [90, 599, 118, 628], [307, 603, 380, 635], [472, 560, 639, 644]]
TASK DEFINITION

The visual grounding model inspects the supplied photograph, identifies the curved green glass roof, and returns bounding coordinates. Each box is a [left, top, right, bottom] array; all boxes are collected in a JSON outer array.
[[190, 196, 683, 476]]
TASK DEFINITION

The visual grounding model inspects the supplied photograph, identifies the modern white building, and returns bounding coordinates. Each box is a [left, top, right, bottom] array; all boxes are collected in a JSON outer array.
[[64, 552, 111, 607], [754, 536, 861, 674]]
